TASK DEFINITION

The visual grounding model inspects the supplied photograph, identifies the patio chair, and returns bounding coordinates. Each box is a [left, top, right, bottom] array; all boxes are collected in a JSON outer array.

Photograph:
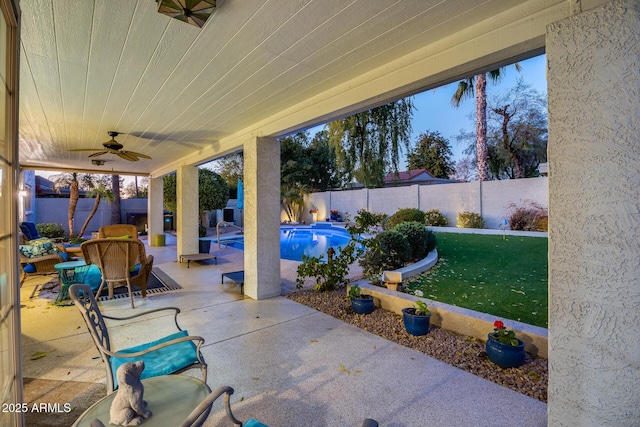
[[68, 283, 208, 394], [98, 224, 138, 239], [19, 233, 68, 288], [19, 221, 42, 240], [81, 238, 153, 308]]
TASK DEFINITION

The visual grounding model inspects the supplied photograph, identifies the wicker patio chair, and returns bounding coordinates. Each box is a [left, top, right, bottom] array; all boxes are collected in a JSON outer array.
[[81, 238, 153, 308], [98, 224, 138, 239], [19, 232, 67, 288], [68, 284, 207, 394]]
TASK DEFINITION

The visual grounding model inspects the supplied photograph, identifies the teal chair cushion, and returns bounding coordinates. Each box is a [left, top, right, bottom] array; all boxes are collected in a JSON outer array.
[[244, 420, 270, 427], [110, 330, 199, 388]]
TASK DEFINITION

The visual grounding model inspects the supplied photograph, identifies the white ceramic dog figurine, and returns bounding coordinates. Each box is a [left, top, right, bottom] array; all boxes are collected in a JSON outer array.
[[109, 361, 152, 426]]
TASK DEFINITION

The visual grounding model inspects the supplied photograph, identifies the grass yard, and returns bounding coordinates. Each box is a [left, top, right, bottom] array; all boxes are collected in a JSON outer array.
[[404, 232, 548, 328]]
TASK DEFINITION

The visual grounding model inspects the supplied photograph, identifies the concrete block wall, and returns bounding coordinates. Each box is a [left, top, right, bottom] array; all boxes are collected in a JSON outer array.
[[305, 177, 548, 229]]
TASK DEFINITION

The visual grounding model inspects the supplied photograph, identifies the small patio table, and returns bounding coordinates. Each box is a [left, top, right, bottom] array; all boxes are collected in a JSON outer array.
[[71, 376, 213, 427], [54, 260, 90, 305]]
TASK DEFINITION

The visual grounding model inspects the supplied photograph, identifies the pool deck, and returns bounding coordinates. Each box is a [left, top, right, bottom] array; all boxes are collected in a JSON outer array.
[[20, 233, 547, 426]]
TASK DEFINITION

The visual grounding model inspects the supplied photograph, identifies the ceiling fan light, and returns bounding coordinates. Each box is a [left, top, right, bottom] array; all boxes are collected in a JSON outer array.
[[157, 0, 216, 28]]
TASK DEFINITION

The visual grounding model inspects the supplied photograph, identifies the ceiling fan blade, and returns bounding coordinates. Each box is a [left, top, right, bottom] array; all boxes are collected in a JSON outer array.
[[122, 150, 152, 159], [87, 151, 109, 158], [117, 152, 139, 162]]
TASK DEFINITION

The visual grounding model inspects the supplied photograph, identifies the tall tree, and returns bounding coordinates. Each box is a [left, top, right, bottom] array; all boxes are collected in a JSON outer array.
[[210, 152, 244, 192], [457, 80, 547, 180], [487, 80, 548, 179], [407, 131, 455, 178], [451, 64, 521, 181], [111, 175, 122, 224], [328, 98, 414, 188]]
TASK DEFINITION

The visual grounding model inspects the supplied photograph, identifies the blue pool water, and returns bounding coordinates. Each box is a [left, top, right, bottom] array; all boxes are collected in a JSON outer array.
[[217, 226, 354, 262]]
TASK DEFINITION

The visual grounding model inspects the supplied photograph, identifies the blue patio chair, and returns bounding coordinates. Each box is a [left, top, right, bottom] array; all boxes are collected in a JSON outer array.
[[68, 283, 207, 394], [20, 221, 42, 240]]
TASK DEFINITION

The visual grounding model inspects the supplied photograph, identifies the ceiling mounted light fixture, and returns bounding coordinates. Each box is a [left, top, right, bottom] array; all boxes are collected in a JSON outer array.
[[91, 159, 105, 166], [157, 0, 216, 28]]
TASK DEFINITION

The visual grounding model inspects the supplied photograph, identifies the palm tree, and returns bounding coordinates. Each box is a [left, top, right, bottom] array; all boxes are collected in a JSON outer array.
[[77, 183, 115, 237], [451, 64, 521, 181], [281, 183, 309, 223], [50, 172, 93, 238]]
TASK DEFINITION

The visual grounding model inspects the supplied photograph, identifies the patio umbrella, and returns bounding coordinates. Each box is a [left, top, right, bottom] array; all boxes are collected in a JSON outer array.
[[236, 179, 243, 226]]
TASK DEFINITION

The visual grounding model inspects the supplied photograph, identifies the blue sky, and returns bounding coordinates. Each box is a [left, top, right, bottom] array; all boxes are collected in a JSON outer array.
[[409, 54, 547, 164]]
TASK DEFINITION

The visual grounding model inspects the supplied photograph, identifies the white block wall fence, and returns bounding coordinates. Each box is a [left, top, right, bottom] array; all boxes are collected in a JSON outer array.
[[303, 177, 548, 229]]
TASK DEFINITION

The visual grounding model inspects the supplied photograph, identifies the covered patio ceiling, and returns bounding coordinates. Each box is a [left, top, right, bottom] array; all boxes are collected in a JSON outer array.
[[17, 0, 585, 178]]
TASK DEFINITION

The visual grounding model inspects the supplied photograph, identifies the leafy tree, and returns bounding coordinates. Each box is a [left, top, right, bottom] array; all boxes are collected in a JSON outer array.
[[163, 168, 230, 224], [451, 64, 521, 181], [487, 80, 547, 179], [407, 131, 455, 178], [210, 152, 243, 191], [328, 98, 414, 188], [123, 177, 148, 199], [281, 130, 341, 192], [77, 183, 114, 237], [451, 156, 477, 182]]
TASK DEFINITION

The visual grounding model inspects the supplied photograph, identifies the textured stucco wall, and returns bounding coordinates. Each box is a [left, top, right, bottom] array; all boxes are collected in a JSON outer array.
[[547, 1, 640, 425], [244, 137, 281, 299]]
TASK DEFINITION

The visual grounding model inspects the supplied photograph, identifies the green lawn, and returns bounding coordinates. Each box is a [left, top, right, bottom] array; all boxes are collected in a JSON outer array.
[[404, 232, 548, 328]]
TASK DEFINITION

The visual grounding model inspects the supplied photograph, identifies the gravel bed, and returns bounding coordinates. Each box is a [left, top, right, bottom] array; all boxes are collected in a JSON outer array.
[[284, 288, 547, 403]]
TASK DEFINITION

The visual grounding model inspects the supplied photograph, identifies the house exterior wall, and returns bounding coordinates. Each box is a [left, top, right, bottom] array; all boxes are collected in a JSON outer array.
[[547, 1, 640, 424], [305, 177, 548, 230]]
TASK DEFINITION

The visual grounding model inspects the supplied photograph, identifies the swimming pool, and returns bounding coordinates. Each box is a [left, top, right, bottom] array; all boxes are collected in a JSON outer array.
[[216, 225, 354, 262]]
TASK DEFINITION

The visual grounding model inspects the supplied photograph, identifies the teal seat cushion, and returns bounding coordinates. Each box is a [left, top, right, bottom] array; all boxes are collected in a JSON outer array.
[[244, 420, 270, 427], [110, 330, 199, 388], [82, 264, 103, 292]]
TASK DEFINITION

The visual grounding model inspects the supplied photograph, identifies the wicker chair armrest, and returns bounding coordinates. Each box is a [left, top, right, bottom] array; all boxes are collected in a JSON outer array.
[[102, 335, 205, 359], [179, 386, 243, 427], [20, 253, 64, 268]]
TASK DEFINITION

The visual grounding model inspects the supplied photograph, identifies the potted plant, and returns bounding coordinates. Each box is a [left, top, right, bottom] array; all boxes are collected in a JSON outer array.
[[348, 284, 375, 315], [485, 320, 526, 369], [401, 300, 431, 336], [330, 210, 341, 221]]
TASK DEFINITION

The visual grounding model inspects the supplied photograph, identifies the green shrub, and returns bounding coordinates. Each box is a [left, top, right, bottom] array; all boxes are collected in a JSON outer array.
[[457, 211, 485, 229], [359, 231, 410, 278], [36, 222, 66, 240], [346, 209, 387, 236], [296, 242, 361, 292], [505, 201, 548, 232], [424, 209, 448, 227], [392, 221, 429, 261], [383, 208, 426, 230]]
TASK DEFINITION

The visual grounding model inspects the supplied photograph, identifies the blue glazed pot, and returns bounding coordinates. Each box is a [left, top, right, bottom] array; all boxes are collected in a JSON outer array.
[[486, 334, 526, 368], [402, 308, 431, 336], [351, 296, 375, 315]]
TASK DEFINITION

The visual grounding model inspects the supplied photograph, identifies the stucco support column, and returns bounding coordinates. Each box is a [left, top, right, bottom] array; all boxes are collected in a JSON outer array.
[[243, 136, 281, 299], [147, 177, 164, 245], [547, 1, 640, 425], [176, 165, 199, 259]]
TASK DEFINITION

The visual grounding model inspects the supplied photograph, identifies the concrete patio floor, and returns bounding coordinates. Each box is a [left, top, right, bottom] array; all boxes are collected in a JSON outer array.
[[20, 234, 547, 426]]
